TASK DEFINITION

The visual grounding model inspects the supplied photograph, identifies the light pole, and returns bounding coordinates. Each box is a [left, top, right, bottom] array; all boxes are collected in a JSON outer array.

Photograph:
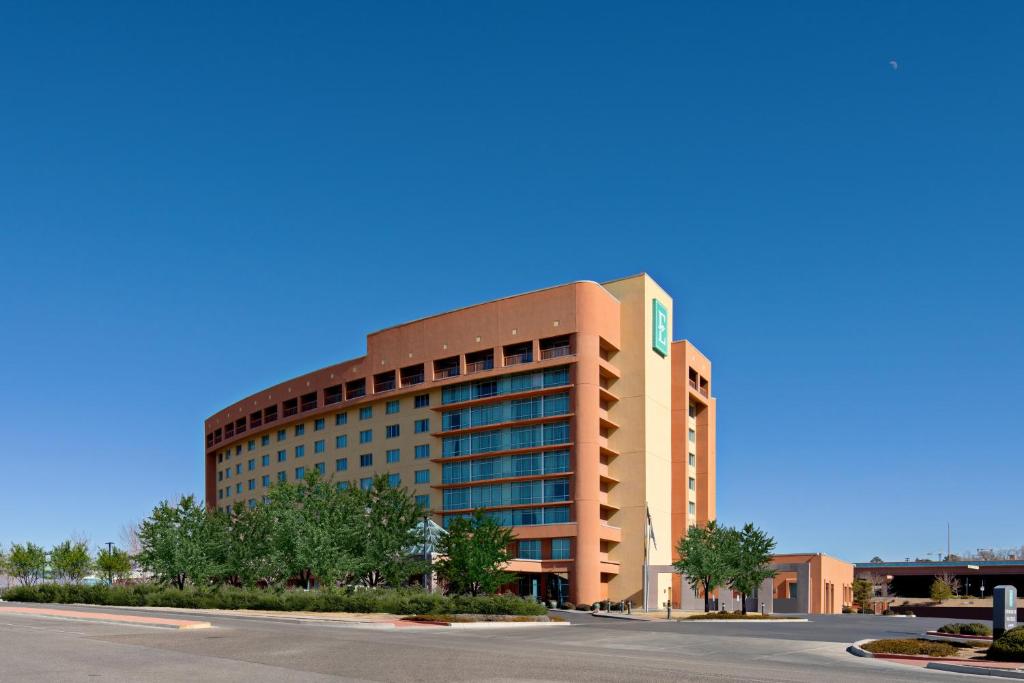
[[104, 542, 115, 585]]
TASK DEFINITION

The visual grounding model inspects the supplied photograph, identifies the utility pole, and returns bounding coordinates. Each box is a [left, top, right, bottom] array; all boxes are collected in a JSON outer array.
[[104, 542, 115, 585], [947, 522, 951, 561]]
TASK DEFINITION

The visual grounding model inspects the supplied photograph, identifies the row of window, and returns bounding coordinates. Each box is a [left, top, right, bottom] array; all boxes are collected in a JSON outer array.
[[219, 466, 431, 498], [220, 442, 432, 480], [442, 422, 570, 458], [516, 538, 571, 561], [441, 367, 569, 405], [441, 393, 569, 432], [441, 450, 569, 484], [218, 491, 433, 514], [442, 505, 569, 528], [442, 478, 570, 511]]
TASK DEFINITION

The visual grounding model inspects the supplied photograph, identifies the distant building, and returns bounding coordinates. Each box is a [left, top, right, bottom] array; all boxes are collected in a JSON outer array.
[[855, 560, 1024, 598]]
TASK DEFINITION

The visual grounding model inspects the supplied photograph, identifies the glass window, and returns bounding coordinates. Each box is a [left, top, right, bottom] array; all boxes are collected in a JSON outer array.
[[386, 399, 400, 414], [551, 538, 570, 560], [236, 483, 242, 494], [688, 501, 696, 515], [337, 481, 350, 491], [360, 453, 373, 467], [688, 404, 696, 418], [414, 394, 430, 408], [415, 494, 430, 509], [262, 475, 270, 487], [518, 540, 541, 560], [225, 469, 231, 479], [261, 435, 270, 446], [689, 453, 696, 467], [277, 471, 286, 482], [359, 477, 373, 490], [277, 450, 287, 462], [688, 429, 696, 443], [386, 449, 400, 463], [336, 434, 348, 448], [314, 440, 325, 453], [387, 473, 400, 487], [359, 406, 372, 420], [248, 479, 255, 491], [336, 457, 348, 471], [415, 418, 430, 433], [295, 445, 305, 458], [315, 462, 325, 475], [544, 478, 569, 502], [247, 439, 255, 451], [314, 418, 325, 431], [360, 429, 372, 444], [688, 477, 696, 491], [385, 424, 400, 438], [335, 412, 348, 425], [235, 464, 242, 474], [543, 506, 569, 524], [415, 444, 430, 459], [248, 459, 255, 471], [295, 424, 305, 436], [261, 454, 270, 467], [295, 466, 305, 480], [414, 469, 430, 484], [277, 429, 286, 442]]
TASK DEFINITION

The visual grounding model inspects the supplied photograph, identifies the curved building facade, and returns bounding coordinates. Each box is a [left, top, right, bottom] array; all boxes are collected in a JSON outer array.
[[204, 273, 715, 606]]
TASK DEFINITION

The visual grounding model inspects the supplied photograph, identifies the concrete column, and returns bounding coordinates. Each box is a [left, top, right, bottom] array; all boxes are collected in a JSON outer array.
[[572, 331, 603, 605]]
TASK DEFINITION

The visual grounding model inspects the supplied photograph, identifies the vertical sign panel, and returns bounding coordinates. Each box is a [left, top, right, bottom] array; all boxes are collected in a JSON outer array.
[[652, 298, 669, 357]]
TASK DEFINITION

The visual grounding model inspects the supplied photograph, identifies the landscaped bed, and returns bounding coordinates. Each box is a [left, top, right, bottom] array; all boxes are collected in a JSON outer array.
[[682, 612, 802, 620], [861, 639, 968, 657]]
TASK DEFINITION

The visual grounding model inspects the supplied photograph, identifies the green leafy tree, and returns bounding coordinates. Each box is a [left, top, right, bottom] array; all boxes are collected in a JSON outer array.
[[218, 502, 286, 588], [435, 509, 514, 596], [96, 547, 133, 584], [137, 495, 223, 589], [727, 523, 777, 614], [930, 575, 956, 602], [852, 578, 874, 613], [51, 540, 93, 584], [7, 542, 48, 586], [346, 475, 429, 587], [674, 520, 732, 612]]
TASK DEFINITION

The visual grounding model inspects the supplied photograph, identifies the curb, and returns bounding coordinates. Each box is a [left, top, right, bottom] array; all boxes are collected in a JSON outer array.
[[681, 618, 809, 623], [925, 630, 994, 642], [926, 663, 1024, 679], [446, 621, 571, 629]]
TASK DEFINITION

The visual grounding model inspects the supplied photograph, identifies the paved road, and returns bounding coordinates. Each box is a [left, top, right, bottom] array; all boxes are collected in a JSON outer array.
[[0, 602, 983, 682]]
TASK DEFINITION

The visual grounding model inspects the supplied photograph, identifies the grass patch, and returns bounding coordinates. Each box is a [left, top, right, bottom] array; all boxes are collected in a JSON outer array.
[[0, 584, 546, 616], [937, 622, 992, 637], [682, 612, 800, 620], [988, 626, 1024, 662], [861, 639, 959, 657]]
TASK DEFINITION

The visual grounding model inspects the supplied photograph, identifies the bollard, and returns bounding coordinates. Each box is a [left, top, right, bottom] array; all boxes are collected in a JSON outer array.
[[627, 600, 632, 615]]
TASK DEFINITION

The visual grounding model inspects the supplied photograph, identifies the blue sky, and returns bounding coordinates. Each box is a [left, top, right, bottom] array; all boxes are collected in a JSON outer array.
[[1, 2, 1021, 562]]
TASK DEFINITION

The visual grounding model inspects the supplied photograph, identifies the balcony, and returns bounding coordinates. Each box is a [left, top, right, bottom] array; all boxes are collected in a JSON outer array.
[[402, 373, 424, 386], [465, 359, 494, 375], [689, 379, 698, 391], [434, 366, 459, 380], [540, 345, 571, 360], [503, 352, 531, 366]]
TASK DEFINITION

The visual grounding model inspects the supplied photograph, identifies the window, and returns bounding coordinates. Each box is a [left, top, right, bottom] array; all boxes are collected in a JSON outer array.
[[360, 477, 373, 490], [387, 473, 400, 487], [337, 481, 350, 491], [316, 462, 325, 475], [386, 399, 400, 414], [236, 483, 242, 494], [295, 466, 305, 480], [688, 477, 696, 491], [236, 445, 242, 455], [415, 394, 430, 408], [359, 429, 372, 444], [314, 440, 325, 453], [386, 449, 400, 463], [278, 471, 287, 482], [261, 435, 270, 446], [218, 471, 223, 481], [688, 404, 696, 418], [416, 494, 430, 509], [359, 406, 372, 420], [295, 445, 305, 458], [552, 539, 570, 560], [277, 450, 287, 463], [235, 464, 242, 475], [261, 454, 270, 467], [336, 435, 349, 449], [277, 429, 286, 442], [415, 444, 430, 459], [248, 479, 255, 491], [247, 439, 255, 451], [688, 429, 696, 443], [336, 457, 348, 472], [335, 412, 348, 426], [314, 418, 325, 431], [295, 424, 305, 436], [262, 475, 270, 487], [518, 540, 541, 560], [225, 469, 231, 479], [689, 501, 696, 515], [360, 453, 373, 467], [415, 418, 430, 433], [689, 453, 696, 467], [218, 453, 223, 463], [385, 424, 400, 439], [247, 458, 255, 471], [414, 469, 430, 484]]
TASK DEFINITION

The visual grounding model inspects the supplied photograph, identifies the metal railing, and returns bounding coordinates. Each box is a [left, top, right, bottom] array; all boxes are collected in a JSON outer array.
[[540, 346, 571, 360], [374, 380, 396, 392], [465, 359, 494, 374], [402, 373, 425, 386], [346, 388, 366, 399], [434, 366, 460, 379], [503, 352, 532, 366], [324, 393, 343, 405]]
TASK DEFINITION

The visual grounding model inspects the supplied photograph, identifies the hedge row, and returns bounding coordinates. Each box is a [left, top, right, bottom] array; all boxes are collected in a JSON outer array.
[[861, 639, 959, 657], [937, 622, 992, 637], [989, 626, 1024, 662], [0, 584, 547, 616]]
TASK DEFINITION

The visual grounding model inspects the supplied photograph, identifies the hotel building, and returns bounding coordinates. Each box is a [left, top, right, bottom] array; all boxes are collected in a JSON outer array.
[[204, 273, 716, 606]]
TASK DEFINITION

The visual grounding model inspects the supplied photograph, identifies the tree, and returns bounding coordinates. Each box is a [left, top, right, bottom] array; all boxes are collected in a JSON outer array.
[[435, 509, 514, 596], [726, 523, 777, 615], [852, 578, 873, 613], [51, 540, 92, 584], [7, 542, 47, 586], [869, 556, 883, 563], [674, 520, 732, 612], [347, 475, 429, 588], [930, 574, 958, 602], [96, 547, 133, 584], [136, 495, 223, 589], [217, 502, 286, 588]]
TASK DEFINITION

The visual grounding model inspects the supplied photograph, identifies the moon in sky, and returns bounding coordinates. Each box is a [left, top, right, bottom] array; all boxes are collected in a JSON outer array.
[[889, 60, 899, 70]]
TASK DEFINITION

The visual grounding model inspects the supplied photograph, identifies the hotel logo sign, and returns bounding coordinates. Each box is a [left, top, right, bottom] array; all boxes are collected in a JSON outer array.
[[652, 299, 669, 357]]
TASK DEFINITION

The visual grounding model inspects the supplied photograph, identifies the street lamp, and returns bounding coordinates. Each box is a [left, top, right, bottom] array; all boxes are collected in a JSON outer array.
[[104, 542, 115, 585]]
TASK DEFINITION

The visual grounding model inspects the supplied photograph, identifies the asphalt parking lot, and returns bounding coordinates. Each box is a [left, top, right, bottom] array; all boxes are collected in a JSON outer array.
[[0, 603, 986, 682]]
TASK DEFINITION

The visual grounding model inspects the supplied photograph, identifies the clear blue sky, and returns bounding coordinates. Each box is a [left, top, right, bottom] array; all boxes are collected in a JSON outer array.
[[1, 2, 1021, 562]]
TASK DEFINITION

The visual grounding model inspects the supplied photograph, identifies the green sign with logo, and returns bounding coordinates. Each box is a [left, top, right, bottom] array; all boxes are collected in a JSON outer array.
[[652, 298, 669, 357]]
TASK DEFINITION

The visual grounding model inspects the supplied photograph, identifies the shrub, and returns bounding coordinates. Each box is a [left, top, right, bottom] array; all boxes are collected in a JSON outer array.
[[938, 623, 992, 637], [562, 602, 575, 610], [576, 603, 592, 611], [862, 639, 958, 657], [988, 626, 1024, 662], [842, 606, 853, 614], [883, 609, 894, 616]]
